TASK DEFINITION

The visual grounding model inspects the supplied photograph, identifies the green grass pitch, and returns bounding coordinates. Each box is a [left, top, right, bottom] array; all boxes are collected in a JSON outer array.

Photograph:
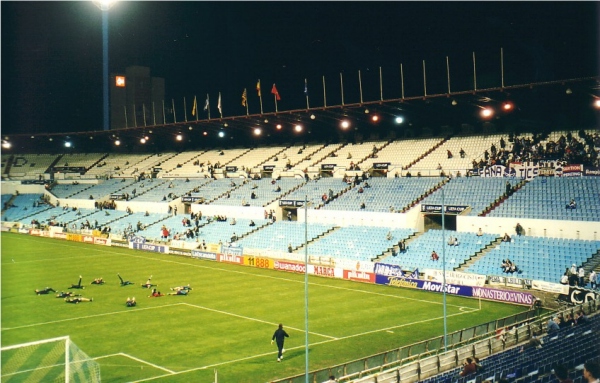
[[1, 232, 527, 383]]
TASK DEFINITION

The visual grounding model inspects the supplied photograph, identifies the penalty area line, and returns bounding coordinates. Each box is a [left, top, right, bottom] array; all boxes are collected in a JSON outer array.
[[1, 303, 185, 331]]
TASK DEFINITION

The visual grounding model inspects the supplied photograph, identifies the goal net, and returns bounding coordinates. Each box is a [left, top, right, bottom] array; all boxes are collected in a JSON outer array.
[[1, 336, 101, 383]]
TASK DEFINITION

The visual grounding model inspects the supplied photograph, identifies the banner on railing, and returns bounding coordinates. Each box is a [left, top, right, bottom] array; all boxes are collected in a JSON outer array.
[[423, 269, 486, 287], [531, 280, 569, 294]]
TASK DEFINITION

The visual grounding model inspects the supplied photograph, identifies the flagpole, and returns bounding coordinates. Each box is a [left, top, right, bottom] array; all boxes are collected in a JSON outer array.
[[152, 101, 156, 125], [162, 100, 166, 124], [358, 70, 363, 104], [340, 73, 344, 106], [379, 67, 383, 101], [206, 94, 211, 120], [124, 106, 128, 128], [423, 60, 427, 97], [400, 64, 405, 99], [258, 79, 263, 115], [501, 47, 505, 88], [183, 97, 188, 122], [218, 92, 223, 118], [192, 95, 198, 121], [273, 85, 278, 113], [322, 76, 327, 108], [133, 104, 137, 127], [473, 52, 477, 91], [143, 103, 147, 126], [305, 79, 309, 109], [446, 56, 451, 94], [172, 99, 177, 123]]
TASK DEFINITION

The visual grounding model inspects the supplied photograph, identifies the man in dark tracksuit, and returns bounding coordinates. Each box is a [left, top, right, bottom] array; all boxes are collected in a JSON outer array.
[[271, 323, 289, 362]]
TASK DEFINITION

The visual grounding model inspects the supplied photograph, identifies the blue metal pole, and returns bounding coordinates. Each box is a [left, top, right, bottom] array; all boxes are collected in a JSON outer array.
[[442, 184, 448, 352], [304, 195, 309, 383]]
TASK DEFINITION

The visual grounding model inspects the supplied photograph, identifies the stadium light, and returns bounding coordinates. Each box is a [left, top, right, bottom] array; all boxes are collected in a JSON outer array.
[[371, 115, 379, 122], [93, 1, 117, 131], [310, 114, 316, 120], [1, 140, 11, 149], [294, 124, 303, 132], [276, 124, 282, 130], [203, 131, 208, 136], [218, 131, 225, 138], [253, 128, 262, 136], [502, 101, 514, 111], [340, 120, 350, 129], [593, 98, 600, 109], [140, 137, 146, 144], [176, 134, 183, 141], [114, 139, 120, 146], [395, 116, 404, 124], [480, 107, 494, 119]]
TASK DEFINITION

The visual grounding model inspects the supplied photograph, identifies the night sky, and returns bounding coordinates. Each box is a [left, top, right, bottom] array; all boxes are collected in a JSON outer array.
[[2, 1, 599, 136]]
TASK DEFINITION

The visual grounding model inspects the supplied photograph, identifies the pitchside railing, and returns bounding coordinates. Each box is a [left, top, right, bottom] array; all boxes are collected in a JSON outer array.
[[271, 300, 596, 383]]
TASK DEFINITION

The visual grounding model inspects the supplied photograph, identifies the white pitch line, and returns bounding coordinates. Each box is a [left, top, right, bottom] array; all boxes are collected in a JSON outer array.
[[180, 302, 337, 340], [1, 303, 184, 331], [129, 308, 476, 382], [10, 236, 478, 311], [118, 352, 176, 374]]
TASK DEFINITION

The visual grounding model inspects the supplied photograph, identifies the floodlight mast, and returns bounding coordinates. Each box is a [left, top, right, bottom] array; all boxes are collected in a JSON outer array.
[[94, 1, 117, 131]]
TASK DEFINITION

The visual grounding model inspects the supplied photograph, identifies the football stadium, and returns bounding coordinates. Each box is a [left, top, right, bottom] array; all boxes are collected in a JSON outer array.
[[2, 2, 600, 383]]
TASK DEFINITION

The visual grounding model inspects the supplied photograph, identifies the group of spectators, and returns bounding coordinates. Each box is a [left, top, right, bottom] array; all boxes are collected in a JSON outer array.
[[560, 264, 597, 289], [472, 130, 599, 171]]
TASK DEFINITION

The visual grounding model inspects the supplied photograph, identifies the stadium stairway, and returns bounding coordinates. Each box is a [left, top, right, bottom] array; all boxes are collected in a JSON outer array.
[[480, 179, 527, 217], [86, 153, 109, 174], [404, 136, 449, 169], [355, 138, 394, 169], [403, 177, 450, 212], [377, 231, 418, 260], [316, 182, 355, 210], [257, 147, 289, 168], [312, 142, 348, 166], [1, 194, 17, 214], [3, 154, 15, 176], [293, 225, 340, 253], [455, 236, 503, 271]]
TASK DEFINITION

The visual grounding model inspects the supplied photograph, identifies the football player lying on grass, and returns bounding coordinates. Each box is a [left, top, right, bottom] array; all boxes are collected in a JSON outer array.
[[167, 289, 189, 296], [118, 273, 134, 286], [64, 297, 93, 303], [148, 289, 164, 297], [170, 284, 192, 292], [56, 291, 79, 298], [69, 275, 85, 289], [141, 276, 156, 289], [91, 277, 105, 285], [35, 287, 56, 295], [126, 297, 137, 307]]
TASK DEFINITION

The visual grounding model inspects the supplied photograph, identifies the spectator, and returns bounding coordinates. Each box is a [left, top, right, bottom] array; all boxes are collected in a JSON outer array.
[[575, 310, 588, 326], [515, 223, 524, 236], [447, 149, 453, 159], [431, 250, 439, 261], [459, 358, 477, 377], [560, 272, 569, 285], [360, 202, 366, 210], [386, 231, 393, 241], [459, 148, 466, 158], [553, 364, 573, 383], [578, 267, 586, 287], [399, 240, 407, 253], [502, 233, 511, 242], [547, 316, 560, 334], [476, 228, 483, 237], [322, 376, 336, 383], [589, 270, 597, 290], [520, 335, 543, 352], [583, 360, 600, 383], [566, 199, 577, 210]]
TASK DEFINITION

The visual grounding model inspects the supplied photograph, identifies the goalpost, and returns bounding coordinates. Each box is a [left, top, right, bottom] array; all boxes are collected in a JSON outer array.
[[1, 336, 101, 383]]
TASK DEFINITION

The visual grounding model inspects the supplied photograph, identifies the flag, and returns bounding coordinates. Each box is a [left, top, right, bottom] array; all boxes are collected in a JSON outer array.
[[241, 89, 247, 107], [271, 83, 281, 101], [304, 79, 308, 96], [408, 268, 419, 279], [203, 95, 209, 111], [192, 96, 197, 116], [256, 80, 261, 97], [217, 92, 222, 115]]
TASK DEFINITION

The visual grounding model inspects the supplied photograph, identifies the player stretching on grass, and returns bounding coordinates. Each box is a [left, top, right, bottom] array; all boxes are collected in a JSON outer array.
[[167, 289, 188, 296], [90, 277, 105, 285], [69, 275, 85, 289], [118, 274, 134, 286], [64, 297, 93, 303], [271, 323, 289, 362], [170, 284, 192, 292], [56, 291, 78, 298], [141, 276, 156, 289], [35, 287, 56, 295], [126, 297, 137, 307], [148, 288, 164, 297]]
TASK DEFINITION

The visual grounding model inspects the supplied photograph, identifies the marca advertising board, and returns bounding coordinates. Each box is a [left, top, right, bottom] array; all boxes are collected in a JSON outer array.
[[309, 265, 338, 278], [423, 269, 486, 287], [375, 275, 536, 305]]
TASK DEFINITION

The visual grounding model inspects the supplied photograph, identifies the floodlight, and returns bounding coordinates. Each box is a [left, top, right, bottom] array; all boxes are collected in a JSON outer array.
[[176, 134, 183, 141], [294, 124, 303, 132], [1, 140, 11, 149], [371, 115, 379, 122], [480, 108, 494, 118], [218, 131, 225, 138], [64, 141, 72, 148], [114, 139, 121, 146], [395, 117, 404, 124], [253, 128, 262, 136], [276, 124, 282, 130], [140, 138, 146, 144], [340, 120, 350, 129], [594, 99, 600, 109]]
